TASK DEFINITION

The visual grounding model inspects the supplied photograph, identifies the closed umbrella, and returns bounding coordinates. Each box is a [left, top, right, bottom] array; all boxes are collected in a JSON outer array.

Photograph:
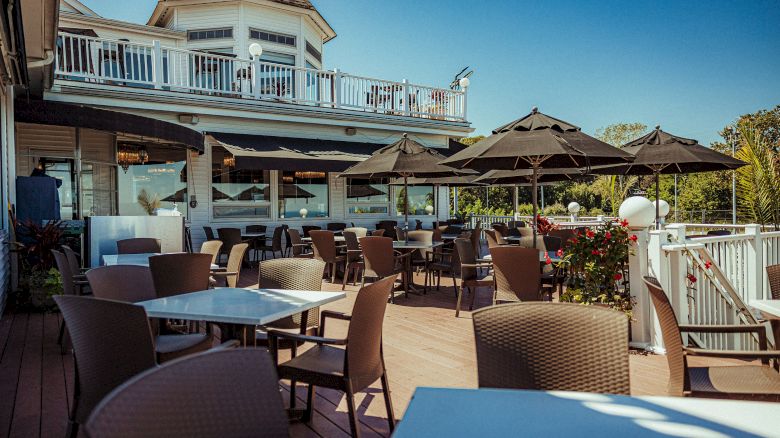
[[441, 107, 634, 245], [590, 126, 746, 228]]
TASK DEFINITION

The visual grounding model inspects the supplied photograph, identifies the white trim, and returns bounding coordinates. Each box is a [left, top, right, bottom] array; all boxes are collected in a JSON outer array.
[[59, 12, 186, 40]]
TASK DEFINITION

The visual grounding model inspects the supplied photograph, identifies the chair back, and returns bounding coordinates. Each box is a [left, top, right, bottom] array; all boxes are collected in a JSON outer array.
[[394, 226, 406, 242], [116, 238, 161, 255], [224, 243, 249, 288], [407, 230, 434, 259], [343, 231, 361, 262], [199, 240, 223, 265], [543, 235, 562, 252], [643, 277, 687, 396], [301, 225, 321, 238], [309, 230, 339, 263], [768, 264, 780, 300], [491, 222, 509, 237], [370, 229, 385, 237], [246, 224, 267, 234], [490, 246, 542, 303], [327, 222, 347, 232], [217, 228, 242, 255], [346, 275, 396, 391], [375, 220, 397, 239], [149, 253, 213, 298], [203, 226, 216, 241], [472, 302, 630, 394], [87, 265, 156, 302], [52, 249, 75, 296], [62, 245, 82, 273], [287, 228, 307, 257], [54, 295, 156, 424], [547, 229, 574, 245], [259, 258, 325, 329], [361, 236, 395, 278], [271, 226, 285, 252], [344, 227, 368, 238], [470, 222, 482, 257], [454, 238, 478, 281], [484, 229, 501, 249], [84, 349, 288, 438]]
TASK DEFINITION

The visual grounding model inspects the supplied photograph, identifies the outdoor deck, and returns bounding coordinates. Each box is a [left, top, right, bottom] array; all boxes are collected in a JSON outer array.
[[0, 269, 745, 438]]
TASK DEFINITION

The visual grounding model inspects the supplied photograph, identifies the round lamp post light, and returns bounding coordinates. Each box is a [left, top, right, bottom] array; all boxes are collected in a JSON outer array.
[[248, 43, 263, 58], [567, 201, 580, 221], [458, 77, 470, 89], [619, 196, 655, 229], [654, 199, 670, 225]]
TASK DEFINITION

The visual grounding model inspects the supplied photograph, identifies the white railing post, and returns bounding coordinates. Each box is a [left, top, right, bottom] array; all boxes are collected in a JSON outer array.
[[665, 225, 690, 331], [333, 68, 342, 109], [647, 228, 671, 352], [462, 88, 468, 121], [745, 223, 764, 300], [252, 56, 261, 100], [401, 79, 410, 116], [629, 228, 651, 348], [152, 40, 163, 89]]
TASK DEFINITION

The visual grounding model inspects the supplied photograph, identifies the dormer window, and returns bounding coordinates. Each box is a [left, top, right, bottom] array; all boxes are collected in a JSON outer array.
[[250, 28, 296, 47], [187, 27, 234, 41]]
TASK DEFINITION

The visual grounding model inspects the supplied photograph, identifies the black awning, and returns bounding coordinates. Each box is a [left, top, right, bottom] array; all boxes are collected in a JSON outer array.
[[15, 99, 204, 153], [209, 132, 385, 172]]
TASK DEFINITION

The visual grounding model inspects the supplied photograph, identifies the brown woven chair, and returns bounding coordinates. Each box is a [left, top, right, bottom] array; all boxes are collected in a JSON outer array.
[[301, 225, 321, 238], [54, 295, 158, 438], [62, 245, 86, 277], [52, 249, 91, 351], [216, 227, 247, 264], [407, 229, 434, 270], [344, 226, 368, 238], [342, 231, 364, 289], [203, 225, 216, 241], [370, 229, 386, 237], [86, 265, 213, 363], [469, 221, 482, 257], [287, 228, 311, 257], [767, 264, 780, 300], [246, 224, 267, 234], [360, 236, 408, 303], [491, 222, 509, 237], [644, 276, 780, 401], [85, 349, 287, 438], [256, 258, 326, 337], [199, 240, 223, 265], [116, 238, 161, 254], [211, 243, 248, 287], [257, 226, 285, 260], [309, 230, 346, 283], [484, 229, 508, 249], [327, 222, 348, 232], [375, 220, 397, 240], [149, 253, 212, 298], [425, 240, 459, 294], [547, 228, 574, 245], [394, 226, 407, 242], [472, 302, 631, 394], [453, 238, 493, 317], [490, 246, 549, 304], [543, 235, 563, 252], [269, 275, 397, 436]]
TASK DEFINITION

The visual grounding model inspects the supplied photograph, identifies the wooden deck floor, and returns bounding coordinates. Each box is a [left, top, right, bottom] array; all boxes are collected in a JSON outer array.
[[0, 268, 744, 437]]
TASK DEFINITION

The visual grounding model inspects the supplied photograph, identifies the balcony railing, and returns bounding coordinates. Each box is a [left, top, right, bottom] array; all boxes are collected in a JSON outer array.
[[54, 33, 468, 122]]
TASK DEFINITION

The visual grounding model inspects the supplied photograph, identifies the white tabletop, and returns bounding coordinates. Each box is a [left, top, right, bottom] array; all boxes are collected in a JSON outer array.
[[480, 250, 560, 263], [393, 241, 445, 250], [102, 253, 219, 270], [749, 299, 780, 319], [241, 233, 266, 238], [394, 387, 780, 437], [137, 287, 345, 325], [302, 236, 345, 242]]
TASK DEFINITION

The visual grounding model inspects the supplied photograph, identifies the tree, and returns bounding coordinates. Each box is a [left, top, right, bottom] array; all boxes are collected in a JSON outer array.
[[735, 122, 780, 228], [594, 122, 647, 215]]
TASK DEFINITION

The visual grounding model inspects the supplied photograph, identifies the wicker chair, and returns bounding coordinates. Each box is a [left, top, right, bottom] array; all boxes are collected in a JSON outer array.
[[453, 238, 493, 317], [472, 302, 631, 394], [199, 240, 223, 266], [62, 245, 86, 278], [257, 226, 285, 260], [491, 222, 510, 237], [269, 276, 397, 436], [246, 224, 267, 234], [375, 220, 397, 240], [394, 226, 406, 242], [301, 225, 322, 238], [203, 225, 216, 241], [256, 258, 326, 338], [407, 229, 434, 271], [54, 295, 158, 438], [547, 229, 574, 245], [116, 238, 161, 254], [644, 276, 780, 400], [85, 349, 287, 438], [86, 265, 213, 363], [327, 222, 348, 232], [216, 228, 245, 264], [52, 249, 90, 351], [489, 246, 550, 304], [371, 229, 386, 237], [767, 264, 780, 300], [309, 230, 346, 283], [212, 243, 248, 287], [484, 229, 508, 249], [287, 228, 312, 258], [342, 231, 364, 290], [543, 235, 563, 252], [149, 253, 212, 298], [360, 236, 408, 303], [425, 240, 459, 294], [344, 226, 368, 238], [469, 222, 482, 257]]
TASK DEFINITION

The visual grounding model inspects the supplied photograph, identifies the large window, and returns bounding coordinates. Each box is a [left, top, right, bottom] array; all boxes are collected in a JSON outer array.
[[278, 171, 329, 219], [347, 178, 389, 215], [187, 28, 233, 41], [395, 185, 435, 216], [250, 28, 296, 47], [211, 146, 271, 218], [117, 145, 188, 217]]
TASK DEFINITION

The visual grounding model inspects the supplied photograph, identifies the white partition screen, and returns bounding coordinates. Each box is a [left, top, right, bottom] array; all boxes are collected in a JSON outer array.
[[86, 216, 184, 267]]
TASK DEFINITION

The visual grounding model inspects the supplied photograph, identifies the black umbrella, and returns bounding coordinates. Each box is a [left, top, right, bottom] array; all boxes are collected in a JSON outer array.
[[473, 168, 585, 185], [390, 175, 485, 223], [590, 126, 746, 228], [340, 134, 473, 235], [441, 107, 634, 245], [346, 183, 387, 199]]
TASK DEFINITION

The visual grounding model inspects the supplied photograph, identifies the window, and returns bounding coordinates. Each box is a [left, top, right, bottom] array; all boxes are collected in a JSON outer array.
[[260, 51, 295, 66], [258, 51, 296, 97], [395, 185, 435, 216], [250, 28, 296, 47], [117, 144, 188, 217], [278, 171, 329, 218], [187, 28, 233, 41], [211, 146, 271, 219], [305, 41, 321, 63], [347, 178, 389, 215]]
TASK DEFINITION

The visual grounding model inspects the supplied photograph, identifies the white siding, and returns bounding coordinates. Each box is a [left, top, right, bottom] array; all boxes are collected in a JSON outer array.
[[15, 123, 77, 176], [59, 16, 181, 46], [174, 3, 241, 53]]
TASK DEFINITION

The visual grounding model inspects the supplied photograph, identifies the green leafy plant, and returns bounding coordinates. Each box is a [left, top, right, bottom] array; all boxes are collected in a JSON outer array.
[[14, 219, 66, 311], [735, 122, 780, 229]]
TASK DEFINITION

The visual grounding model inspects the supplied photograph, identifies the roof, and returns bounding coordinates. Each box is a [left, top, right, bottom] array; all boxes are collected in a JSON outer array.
[[270, 0, 315, 10]]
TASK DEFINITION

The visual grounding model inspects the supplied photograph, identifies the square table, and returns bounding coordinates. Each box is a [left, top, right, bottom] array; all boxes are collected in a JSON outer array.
[[102, 253, 219, 270], [394, 387, 780, 437], [138, 287, 345, 345], [480, 250, 560, 264], [392, 241, 445, 295]]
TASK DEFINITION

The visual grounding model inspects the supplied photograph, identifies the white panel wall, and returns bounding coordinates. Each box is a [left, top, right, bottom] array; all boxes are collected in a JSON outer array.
[[15, 123, 77, 176], [174, 3, 241, 53]]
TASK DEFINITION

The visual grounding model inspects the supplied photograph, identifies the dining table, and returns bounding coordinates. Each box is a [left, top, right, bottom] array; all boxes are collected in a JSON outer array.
[[138, 287, 345, 345], [394, 387, 780, 437], [102, 253, 219, 270], [748, 299, 780, 346], [301, 235, 346, 243], [393, 240, 444, 295]]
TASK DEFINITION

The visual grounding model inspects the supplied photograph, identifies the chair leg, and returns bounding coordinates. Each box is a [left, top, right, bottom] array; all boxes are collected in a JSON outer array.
[[452, 275, 457, 298], [455, 285, 463, 317], [352, 266, 360, 286], [303, 383, 316, 423], [65, 419, 79, 438], [57, 320, 65, 345], [380, 370, 396, 432], [469, 284, 478, 310], [331, 263, 337, 283], [342, 265, 349, 290], [344, 384, 360, 438], [290, 379, 297, 409]]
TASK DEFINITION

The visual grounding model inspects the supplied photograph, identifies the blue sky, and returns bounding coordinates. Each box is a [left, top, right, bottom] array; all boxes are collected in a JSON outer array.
[[79, 0, 780, 145]]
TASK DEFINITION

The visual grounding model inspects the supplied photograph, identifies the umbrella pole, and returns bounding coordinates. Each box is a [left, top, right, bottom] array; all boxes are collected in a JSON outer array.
[[655, 172, 661, 230], [404, 175, 409, 242], [532, 165, 539, 249]]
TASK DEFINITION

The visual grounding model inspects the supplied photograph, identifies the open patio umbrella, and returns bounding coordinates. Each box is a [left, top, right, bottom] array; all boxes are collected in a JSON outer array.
[[339, 134, 474, 236], [346, 184, 387, 199], [590, 126, 746, 228], [473, 168, 586, 185], [440, 107, 634, 245]]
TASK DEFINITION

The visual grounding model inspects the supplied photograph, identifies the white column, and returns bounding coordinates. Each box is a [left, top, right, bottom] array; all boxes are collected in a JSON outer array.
[[152, 40, 164, 89], [628, 228, 651, 348], [647, 228, 670, 353]]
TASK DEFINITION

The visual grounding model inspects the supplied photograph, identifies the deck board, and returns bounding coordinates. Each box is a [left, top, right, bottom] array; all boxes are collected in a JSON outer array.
[[9, 313, 43, 438]]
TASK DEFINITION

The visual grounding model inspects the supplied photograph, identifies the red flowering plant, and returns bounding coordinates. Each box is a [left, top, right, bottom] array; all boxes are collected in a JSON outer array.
[[558, 219, 636, 317], [535, 215, 559, 235]]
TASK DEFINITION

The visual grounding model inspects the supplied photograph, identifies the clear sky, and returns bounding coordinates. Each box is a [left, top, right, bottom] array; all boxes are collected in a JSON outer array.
[[79, 0, 780, 145]]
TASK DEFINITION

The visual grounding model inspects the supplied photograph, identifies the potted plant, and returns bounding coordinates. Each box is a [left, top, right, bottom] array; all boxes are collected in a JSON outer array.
[[558, 219, 637, 318], [15, 219, 65, 310]]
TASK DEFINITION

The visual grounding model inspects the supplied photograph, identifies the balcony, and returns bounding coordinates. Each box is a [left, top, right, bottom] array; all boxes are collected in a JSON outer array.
[[54, 33, 468, 123]]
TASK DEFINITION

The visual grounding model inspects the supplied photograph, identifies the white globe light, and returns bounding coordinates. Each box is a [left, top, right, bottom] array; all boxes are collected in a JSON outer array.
[[654, 199, 670, 218], [248, 43, 263, 58], [567, 202, 581, 214], [298, 208, 308, 218], [425, 205, 434, 215], [619, 196, 655, 228], [458, 77, 470, 89]]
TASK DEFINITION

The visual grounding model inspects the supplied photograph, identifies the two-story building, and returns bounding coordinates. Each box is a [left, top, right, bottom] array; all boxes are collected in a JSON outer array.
[[9, 0, 473, 250]]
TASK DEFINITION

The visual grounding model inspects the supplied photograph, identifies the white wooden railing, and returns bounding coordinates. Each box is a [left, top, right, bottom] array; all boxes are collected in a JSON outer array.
[[54, 33, 467, 122]]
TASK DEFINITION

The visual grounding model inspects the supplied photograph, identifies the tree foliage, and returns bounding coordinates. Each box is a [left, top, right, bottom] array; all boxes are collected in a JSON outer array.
[[735, 123, 780, 228]]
